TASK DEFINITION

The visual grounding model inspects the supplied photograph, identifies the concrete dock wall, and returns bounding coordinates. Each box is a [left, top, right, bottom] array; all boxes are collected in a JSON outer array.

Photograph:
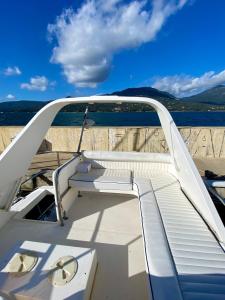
[[0, 126, 225, 158]]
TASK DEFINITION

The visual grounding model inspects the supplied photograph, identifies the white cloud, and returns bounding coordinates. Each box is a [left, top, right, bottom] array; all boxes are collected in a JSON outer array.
[[6, 94, 15, 99], [4, 66, 21, 76], [48, 0, 188, 87], [152, 70, 225, 97], [21, 76, 49, 91]]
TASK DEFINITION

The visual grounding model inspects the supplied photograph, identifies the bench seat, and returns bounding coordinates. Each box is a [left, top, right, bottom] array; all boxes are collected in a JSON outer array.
[[69, 168, 132, 191], [69, 165, 225, 300]]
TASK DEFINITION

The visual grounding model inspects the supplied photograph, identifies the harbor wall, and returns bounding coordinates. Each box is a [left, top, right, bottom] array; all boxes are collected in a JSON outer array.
[[0, 126, 225, 158]]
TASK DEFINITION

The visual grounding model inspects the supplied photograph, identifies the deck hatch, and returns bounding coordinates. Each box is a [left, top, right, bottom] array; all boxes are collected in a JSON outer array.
[[24, 194, 57, 222]]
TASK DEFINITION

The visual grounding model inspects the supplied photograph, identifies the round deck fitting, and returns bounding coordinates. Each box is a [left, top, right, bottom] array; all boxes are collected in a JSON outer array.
[[6, 252, 38, 277], [48, 256, 78, 286]]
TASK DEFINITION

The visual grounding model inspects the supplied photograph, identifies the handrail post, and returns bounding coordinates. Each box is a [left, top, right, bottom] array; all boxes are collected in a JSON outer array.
[[77, 106, 89, 154]]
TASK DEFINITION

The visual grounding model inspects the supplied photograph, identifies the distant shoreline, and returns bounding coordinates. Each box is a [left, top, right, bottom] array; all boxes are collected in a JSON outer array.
[[1, 110, 225, 113]]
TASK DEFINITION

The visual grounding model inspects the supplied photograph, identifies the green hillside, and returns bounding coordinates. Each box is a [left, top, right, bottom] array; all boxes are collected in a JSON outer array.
[[1, 85, 225, 112]]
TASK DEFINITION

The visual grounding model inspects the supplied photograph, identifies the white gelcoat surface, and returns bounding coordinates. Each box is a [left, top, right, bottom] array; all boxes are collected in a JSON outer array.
[[0, 241, 97, 300]]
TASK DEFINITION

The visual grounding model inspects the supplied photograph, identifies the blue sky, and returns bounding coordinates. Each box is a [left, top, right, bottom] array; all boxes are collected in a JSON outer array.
[[1, 0, 225, 101]]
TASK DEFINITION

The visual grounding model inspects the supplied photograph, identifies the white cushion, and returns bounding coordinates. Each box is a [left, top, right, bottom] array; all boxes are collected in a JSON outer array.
[[82, 151, 172, 163], [76, 162, 92, 173], [69, 168, 132, 191], [134, 177, 183, 300]]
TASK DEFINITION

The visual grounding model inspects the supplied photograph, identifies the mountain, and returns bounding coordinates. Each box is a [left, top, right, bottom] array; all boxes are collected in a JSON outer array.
[[182, 85, 225, 105], [1, 86, 225, 112], [109, 87, 225, 111], [111, 87, 177, 100]]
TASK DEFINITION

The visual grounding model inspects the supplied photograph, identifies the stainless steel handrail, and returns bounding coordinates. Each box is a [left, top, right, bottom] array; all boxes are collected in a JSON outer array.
[[53, 154, 79, 226]]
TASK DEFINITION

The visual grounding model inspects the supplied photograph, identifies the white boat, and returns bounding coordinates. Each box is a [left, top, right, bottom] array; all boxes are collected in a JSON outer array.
[[0, 96, 224, 299]]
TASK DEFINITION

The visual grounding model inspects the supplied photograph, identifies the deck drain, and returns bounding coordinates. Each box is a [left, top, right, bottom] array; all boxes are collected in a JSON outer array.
[[48, 256, 78, 286], [6, 252, 38, 277]]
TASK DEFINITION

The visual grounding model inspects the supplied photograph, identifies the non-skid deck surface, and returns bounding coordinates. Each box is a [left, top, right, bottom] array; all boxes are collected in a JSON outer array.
[[0, 192, 149, 300]]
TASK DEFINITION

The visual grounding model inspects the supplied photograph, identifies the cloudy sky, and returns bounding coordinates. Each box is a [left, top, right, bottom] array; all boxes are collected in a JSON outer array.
[[1, 0, 225, 101]]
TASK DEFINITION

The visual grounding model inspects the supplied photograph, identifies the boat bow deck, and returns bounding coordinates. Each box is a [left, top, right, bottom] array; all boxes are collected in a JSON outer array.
[[67, 159, 225, 300], [1, 95, 225, 299]]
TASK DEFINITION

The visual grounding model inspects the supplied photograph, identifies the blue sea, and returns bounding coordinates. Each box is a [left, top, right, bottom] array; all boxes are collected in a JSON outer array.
[[0, 111, 225, 126]]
